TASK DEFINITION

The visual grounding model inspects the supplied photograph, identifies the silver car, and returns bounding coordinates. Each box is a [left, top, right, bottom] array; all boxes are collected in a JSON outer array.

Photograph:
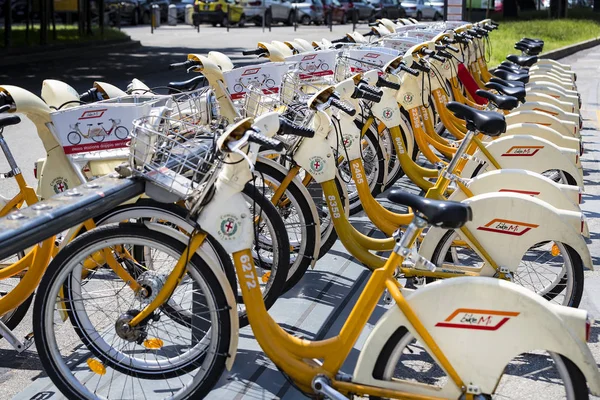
[[414, 0, 443, 19], [290, 0, 324, 24], [242, 0, 296, 25]]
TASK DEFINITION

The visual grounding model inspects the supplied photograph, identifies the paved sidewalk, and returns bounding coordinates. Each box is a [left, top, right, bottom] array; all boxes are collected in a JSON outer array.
[[0, 32, 599, 400]]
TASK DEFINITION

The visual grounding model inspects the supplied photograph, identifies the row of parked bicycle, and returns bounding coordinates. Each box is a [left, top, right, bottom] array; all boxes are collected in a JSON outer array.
[[0, 16, 597, 400]]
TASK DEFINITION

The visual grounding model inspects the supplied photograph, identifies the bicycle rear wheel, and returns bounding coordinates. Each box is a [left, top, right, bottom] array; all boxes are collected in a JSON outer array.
[[33, 224, 233, 400], [371, 326, 589, 399]]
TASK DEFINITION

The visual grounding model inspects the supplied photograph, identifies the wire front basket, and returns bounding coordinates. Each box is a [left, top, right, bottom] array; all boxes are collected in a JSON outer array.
[[129, 114, 221, 203]]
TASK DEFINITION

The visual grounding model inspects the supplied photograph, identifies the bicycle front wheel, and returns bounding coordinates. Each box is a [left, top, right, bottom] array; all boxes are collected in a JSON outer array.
[[115, 126, 129, 140], [33, 224, 233, 400]]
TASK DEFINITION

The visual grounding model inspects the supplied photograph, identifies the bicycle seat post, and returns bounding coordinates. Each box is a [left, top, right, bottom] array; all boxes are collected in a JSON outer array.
[[0, 133, 20, 176], [445, 130, 475, 174]]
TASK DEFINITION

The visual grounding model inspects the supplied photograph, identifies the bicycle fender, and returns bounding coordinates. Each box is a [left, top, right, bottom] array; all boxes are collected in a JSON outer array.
[[526, 85, 579, 105], [522, 92, 576, 114], [0, 85, 58, 152], [503, 124, 579, 151], [514, 102, 579, 128], [353, 277, 600, 396], [463, 135, 584, 188], [505, 110, 577, 138], [528, 75, 576, 91], [453, 168, 581, 213], [257, 156, 321, 268], [145, 222, 239, 371]]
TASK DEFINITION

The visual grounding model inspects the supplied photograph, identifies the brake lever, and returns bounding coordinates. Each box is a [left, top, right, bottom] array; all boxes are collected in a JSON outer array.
[[226, 130, 255, 172]]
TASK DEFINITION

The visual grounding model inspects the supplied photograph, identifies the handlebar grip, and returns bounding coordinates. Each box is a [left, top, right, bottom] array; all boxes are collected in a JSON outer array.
[[169, 60, 200, 70], [331, 36, 350, 43], [352, 87, 381, 103], [421, 48, 434, 56], [376, 76, 400, 90], [0, 105, 11, 114], [79, 88, 100, 103], [432, 53, 446, 62], [330, 98, 356, 117], [409, 61, 428, 74], [278, 117, 315, 138], [363, 31, 375, 37], [358, 82, 383, 97], [437, 50, 452, 59], [242, 48, 268, 56], [248, 130, 285, 152]]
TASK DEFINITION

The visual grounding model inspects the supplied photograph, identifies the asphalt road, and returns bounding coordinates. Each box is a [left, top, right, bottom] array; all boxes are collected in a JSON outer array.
[[0, 24, 598, 400]]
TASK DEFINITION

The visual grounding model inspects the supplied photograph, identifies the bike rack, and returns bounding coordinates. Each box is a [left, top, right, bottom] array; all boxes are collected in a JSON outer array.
[[0, 174, 144, 259]]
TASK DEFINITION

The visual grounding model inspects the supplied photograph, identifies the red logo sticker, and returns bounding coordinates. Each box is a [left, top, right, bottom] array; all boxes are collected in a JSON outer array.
[[242, 68, 261, 76], [302, 54, 317, 61], [501, 146, 544, 156], [79, 109, 108, 120], [477, 218, 539, 236], [436, 308, 520, 331], [364, 53, 380, 59]]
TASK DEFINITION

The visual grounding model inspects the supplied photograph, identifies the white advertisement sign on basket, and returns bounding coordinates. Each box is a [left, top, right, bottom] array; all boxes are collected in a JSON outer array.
[[223, 62, 289, 101], [285, 50, 337, 81], [345, 48, 400, 73], [50, 95, 169, 155]]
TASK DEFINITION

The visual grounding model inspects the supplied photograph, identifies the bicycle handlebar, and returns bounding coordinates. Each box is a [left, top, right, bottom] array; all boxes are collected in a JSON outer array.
[[247, 130, 285, 152], [353, 87, 382, 103], [278, 117, 316, 138], [242, 48, 268, 56], [0, 105, 11, 114], [376, 76, 400, 90], [169, 60, 201, 70], [358, 81, 383, 97], [330, 98, 356, 117]]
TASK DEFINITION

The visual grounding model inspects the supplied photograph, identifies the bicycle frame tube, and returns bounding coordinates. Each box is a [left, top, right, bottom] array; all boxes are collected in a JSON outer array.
[[129, 232, 208, 326], [230, 218, 465, 397]]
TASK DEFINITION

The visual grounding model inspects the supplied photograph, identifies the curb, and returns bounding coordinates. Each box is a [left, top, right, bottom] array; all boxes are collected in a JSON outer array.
[[0, 39, 142, 67], [541, 37, 600, 60]]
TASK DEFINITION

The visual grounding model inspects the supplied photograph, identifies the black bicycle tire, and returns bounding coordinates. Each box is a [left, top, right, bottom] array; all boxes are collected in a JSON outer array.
[[33, 224, 231, 390]]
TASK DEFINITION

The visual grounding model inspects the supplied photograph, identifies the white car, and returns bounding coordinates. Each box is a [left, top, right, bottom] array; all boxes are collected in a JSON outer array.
[[410, 0, 443, 19]]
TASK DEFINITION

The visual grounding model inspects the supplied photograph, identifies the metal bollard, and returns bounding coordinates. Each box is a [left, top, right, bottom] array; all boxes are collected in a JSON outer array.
[[352, 7, 357, 32], [168, 4, 177, 25], [154, 4, 161, 28], [185, 4, 194, 25], [294, 5, 298, 31], [328, 9, 332, 32]]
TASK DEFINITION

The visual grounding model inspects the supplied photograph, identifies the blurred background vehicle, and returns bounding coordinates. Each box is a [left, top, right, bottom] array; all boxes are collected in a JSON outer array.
[[367, 0, 405, 19], [241, 0, 295, 25], [322, 0, 347, 23], [171, 0, 196, 21], [337, 0, 375, 20], [414, 0, 443, 19], [106, 0, 169, 25], [290, 0, 324, 24], [194, 0, 246, 26], [402, 0, 417, 16]]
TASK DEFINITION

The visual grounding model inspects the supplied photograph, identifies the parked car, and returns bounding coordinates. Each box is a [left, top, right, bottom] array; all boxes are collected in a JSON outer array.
[[194, 0, 246, 26], [290, 0, 324, 24], [401, 0, 417, 16], [338, 0, 375, 21], [241, 0, 296, 25], [322, 0, 346, 23], [171, 0, 196, 21], [367, 0, 405, 19], [413, 0, 443, 19], [106, 0, 170, 25]]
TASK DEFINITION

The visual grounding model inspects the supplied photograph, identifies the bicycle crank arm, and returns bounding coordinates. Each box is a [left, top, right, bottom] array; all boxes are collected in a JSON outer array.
[[313, 376, 348, 400], [0, 320, 34, 353]]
